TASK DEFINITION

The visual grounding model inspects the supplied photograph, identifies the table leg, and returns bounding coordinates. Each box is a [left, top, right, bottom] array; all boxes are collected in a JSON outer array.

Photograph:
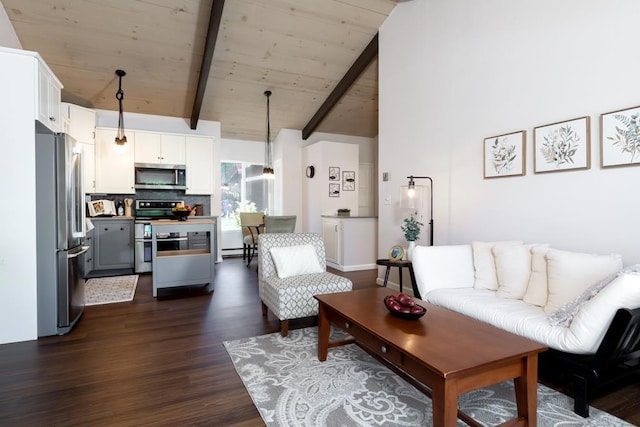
[[408, 263, 420, 299], [398, 266, 404, 293], [317, 303, 330, 361], [383, 266, 391, 287], [514, 355, 538, 426], [431, 379, 458, 427]]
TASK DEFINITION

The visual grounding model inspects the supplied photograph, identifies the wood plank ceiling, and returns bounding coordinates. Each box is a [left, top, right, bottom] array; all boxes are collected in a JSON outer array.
[[3, 0, 399, 141]]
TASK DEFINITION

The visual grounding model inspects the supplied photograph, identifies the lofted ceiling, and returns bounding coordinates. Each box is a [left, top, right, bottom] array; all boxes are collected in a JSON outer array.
[[3, 0, 399, 141]]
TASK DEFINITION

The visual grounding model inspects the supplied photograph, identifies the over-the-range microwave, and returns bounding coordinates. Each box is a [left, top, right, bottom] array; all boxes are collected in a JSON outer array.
[[134, 163, 187, 190]]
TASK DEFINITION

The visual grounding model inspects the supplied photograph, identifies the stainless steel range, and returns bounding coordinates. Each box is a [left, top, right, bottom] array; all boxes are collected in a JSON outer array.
[[134, 199, 184, 273]]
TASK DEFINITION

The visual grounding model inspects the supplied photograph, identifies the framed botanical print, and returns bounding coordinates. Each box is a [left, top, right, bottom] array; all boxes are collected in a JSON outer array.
[[329, 167, 340, 181], [342, 171, 355, 190], [483, 130, 526, 178], [600, 105, 640, 168], [534, 116, 590, 173], [329, 183, 340, 197]]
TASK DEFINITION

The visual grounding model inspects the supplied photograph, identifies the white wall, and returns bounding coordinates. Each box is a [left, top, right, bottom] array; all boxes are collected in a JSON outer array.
[[0, 2, 21, 48], [379, 0, 640, 265], [302, 141, 359, 234], [0, 49, 38, 343]]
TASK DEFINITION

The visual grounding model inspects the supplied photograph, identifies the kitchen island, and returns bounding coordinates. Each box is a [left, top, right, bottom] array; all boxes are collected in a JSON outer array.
[[151, 219, 215, 297]]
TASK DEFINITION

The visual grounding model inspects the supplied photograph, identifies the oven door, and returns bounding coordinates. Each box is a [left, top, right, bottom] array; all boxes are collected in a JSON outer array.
[[134, 239, 153, 273]]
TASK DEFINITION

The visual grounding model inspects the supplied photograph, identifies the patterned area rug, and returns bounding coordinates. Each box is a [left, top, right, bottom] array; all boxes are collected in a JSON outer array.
[[85, 275, 138, 306], [224, 327, 633, 427]]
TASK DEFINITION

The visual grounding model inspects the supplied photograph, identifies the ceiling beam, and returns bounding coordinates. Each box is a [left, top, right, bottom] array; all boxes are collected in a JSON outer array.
[[302, 33, 378, 140], [190, 0, 225, 130]]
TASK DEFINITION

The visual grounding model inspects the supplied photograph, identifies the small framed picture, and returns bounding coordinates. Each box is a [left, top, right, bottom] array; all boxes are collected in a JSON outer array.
[[600, 105, 640, 168], [329, 167, 340, 181], [534, 116, 590, 173], [388, 245, 405, 262], [342, 171, 355, 190], [329, 183, 340, 197], [483, 130, 526, 178]]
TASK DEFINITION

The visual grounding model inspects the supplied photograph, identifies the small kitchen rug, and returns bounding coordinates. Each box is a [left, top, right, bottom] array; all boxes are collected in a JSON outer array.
[[224, 326, 633, 427], [85, 275, 138, 306]]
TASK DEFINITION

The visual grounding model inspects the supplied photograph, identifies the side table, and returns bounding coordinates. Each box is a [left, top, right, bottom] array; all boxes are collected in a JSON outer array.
[[376, 259, 420, 298]]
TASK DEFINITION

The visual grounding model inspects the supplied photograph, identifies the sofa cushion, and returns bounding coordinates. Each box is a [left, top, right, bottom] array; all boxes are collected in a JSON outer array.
[[544, 249, 623, 314], [549, 264, 640, 327], [412, 244, 474, 297], [425, 285, 639, 354], [270, 244, 323, 279], [523, 246, 551, 307], [472, 241, 523, 290], [493, 245, 532, 299]]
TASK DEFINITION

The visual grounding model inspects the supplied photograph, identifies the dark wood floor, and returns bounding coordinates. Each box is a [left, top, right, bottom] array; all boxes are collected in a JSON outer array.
[[1, 258, 638, 426]]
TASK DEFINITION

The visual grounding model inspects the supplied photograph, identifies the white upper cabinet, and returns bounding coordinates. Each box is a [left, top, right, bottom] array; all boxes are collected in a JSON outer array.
[[63, 103, 96, 143], [62, 103, 97, 193], [94, 128, 135, 194], [134, 131, 185, 165], [185, 136, 214, 195], [36, 60, 62, 133]]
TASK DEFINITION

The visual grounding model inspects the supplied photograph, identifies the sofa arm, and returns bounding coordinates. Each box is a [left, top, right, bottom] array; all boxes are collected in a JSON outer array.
[[412, 244, 475, 298]]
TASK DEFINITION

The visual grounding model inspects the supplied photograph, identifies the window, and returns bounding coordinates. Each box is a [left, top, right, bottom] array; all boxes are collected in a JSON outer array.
[[220, 161, 270, 251]]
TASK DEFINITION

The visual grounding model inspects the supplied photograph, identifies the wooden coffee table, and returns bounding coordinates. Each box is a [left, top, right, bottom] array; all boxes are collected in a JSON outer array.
[[315, 288, 547, 427]]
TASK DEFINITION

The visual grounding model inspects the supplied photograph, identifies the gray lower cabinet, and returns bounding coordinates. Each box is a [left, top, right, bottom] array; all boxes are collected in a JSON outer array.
[[82, 228, 94, 278], [92, 218, 134, 271]]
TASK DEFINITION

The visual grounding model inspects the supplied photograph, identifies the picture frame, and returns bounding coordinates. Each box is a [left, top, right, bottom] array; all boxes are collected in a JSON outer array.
[[483, 130, 526, 178], [388, 245, 405, 261], [534, 116, 590, 173], [329, 167, 340, 181], [342, 170, 355, 190], [600, 105, 640, 168], [329, 183, 340, 197]]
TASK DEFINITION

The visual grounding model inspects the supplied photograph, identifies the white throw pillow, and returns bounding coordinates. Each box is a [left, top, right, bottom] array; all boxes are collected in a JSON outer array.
[[544, 249, 623, 314], [270, 244, 323, 279], [493, 245, 532, 299], [412, 244, 475, 298], [523, 246, 551, 307], [472, 241, 523, 290]]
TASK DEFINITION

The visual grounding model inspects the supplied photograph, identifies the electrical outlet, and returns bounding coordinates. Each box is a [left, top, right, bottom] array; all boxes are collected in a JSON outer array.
[[382, 172, 389, 181]]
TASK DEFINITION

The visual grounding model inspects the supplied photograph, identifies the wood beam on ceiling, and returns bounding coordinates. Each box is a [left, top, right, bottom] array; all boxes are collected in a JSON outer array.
[[302, 33, 378, 140], [190, 0, 225, 130]]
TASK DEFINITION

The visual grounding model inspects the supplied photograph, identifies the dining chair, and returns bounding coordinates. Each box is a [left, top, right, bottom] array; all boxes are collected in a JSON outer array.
[[239, 212, 264, 266], [263, 215, 297, 233]]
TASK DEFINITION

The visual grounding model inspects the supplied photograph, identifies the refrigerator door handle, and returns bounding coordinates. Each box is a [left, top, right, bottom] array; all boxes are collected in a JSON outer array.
[[67, 246, 90, 259]]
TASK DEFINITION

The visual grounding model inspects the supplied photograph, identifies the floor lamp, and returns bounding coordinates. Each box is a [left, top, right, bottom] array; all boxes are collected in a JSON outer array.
[[401, 175, 434, 246]]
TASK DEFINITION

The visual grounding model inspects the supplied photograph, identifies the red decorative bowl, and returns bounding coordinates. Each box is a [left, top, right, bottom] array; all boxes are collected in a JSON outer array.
[[384, 296, 427, 320]]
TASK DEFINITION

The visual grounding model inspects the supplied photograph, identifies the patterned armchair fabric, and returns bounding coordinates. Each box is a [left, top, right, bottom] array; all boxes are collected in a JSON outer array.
[[258, 233, 352, 336]]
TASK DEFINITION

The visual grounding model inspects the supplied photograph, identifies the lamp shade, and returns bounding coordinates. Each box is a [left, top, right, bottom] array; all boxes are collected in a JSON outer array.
[[400, 184, 428, 214]]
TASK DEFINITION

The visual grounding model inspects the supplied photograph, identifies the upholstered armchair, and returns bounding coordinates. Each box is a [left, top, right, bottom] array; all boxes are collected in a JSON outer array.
[[258, 233, 352, 336]]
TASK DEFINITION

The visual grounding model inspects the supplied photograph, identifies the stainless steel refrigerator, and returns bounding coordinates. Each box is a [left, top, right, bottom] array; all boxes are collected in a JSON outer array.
[[36, 121, 88, 336]]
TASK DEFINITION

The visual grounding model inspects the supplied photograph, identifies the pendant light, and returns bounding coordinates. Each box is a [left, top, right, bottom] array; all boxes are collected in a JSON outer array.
[[114, 69, 128, 147], [263, 90, 275, 178]]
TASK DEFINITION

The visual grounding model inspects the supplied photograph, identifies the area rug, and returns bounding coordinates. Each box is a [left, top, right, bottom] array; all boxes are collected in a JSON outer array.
[[224, 327, 633, 427], [84, 275, 138, 306]]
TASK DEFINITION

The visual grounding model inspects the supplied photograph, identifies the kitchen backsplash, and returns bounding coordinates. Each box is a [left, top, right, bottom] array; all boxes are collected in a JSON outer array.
[[87, 190, 212, 216]]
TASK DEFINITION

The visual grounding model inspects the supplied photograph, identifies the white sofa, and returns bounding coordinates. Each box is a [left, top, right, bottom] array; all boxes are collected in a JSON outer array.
[[411, 242, 640, 355]]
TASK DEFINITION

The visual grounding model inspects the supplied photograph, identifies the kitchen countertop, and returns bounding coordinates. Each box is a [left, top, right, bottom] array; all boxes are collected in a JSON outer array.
[[150, 218, 215, 225], [320, 215, 378, 219]]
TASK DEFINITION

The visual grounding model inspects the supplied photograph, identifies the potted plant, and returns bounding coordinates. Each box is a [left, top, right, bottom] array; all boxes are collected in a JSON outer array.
[[401, 212, 423, 260], [337, 208, 351, 217]]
